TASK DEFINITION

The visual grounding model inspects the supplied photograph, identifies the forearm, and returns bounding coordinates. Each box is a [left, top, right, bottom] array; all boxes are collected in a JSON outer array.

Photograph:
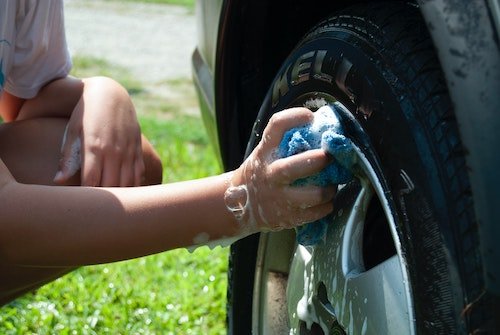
[[16, 76, 84, 120], [0, 173, 241, 267], [16, 76, 131, 121], [0, 77, 80, 122]]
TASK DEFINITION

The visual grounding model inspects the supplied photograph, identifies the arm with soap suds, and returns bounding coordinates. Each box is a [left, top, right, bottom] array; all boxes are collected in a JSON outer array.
[[0, 108, 334, 266]]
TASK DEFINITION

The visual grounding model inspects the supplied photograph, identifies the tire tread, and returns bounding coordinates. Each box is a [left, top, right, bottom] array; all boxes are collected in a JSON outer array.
[[308, 3, 488, 332]]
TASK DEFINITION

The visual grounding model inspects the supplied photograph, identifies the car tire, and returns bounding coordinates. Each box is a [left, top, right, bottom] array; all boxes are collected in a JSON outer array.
[[227, 3, 493, 334]]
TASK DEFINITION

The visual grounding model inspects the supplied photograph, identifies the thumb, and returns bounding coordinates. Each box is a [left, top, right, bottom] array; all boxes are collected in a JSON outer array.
[[54, 126, 82, 184]]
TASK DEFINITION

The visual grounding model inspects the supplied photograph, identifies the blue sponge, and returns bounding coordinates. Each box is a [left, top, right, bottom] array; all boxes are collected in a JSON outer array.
[[277, 104, 357, 246]]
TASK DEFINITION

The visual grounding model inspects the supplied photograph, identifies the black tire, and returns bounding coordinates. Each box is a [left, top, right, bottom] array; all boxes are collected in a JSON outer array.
[[227, 3, 494, 335]]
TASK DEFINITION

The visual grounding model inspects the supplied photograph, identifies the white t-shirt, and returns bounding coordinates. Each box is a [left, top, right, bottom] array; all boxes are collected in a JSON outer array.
[[0, 0, 72, 99]]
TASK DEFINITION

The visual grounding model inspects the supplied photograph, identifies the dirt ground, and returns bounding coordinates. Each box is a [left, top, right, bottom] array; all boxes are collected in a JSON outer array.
[[64, 0, 196, 84]]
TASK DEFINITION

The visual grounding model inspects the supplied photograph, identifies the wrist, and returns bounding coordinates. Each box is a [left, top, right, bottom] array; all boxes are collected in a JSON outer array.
[[223, 168, 258, 235]]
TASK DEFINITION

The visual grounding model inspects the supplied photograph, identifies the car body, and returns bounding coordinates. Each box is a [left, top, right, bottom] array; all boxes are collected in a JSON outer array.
[[192, 0, 500, 334]]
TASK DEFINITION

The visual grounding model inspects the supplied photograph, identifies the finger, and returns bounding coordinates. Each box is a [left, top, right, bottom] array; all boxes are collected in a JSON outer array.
[[100, 155, 122, 187], [134, 149, 146, 186], [283, 185, 336, 208], [120, 153, 136, 187], [81, 151, 102, 187], [271, 149, 332, 183], [288, 202, 334, 229], [120, 163, 134, 187], [262, 108, 314, 148]]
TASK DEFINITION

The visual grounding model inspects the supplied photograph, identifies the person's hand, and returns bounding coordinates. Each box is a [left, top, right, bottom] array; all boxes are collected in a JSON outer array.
[[227, 107, 335, 233], [53, 77, 145, 187]]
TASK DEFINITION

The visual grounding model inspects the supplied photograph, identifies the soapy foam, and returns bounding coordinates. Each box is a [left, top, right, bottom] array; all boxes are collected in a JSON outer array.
[[224, 184, 249, 220], [187, 234, 240, 253], [60, 124, 82, 178]]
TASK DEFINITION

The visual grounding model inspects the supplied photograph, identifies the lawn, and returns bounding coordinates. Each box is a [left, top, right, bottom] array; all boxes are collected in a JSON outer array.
[[0, 56, 229, 334]]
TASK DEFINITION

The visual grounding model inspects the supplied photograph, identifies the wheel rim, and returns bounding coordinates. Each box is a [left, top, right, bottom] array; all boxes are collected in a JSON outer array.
[[251, 101, 416, 335]]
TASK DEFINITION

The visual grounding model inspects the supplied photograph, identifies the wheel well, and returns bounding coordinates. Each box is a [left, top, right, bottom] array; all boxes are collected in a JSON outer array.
[[216, 0, 417, 169]]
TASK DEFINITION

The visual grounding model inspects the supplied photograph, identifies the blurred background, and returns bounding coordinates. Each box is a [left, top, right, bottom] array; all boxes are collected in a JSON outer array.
[[0, 0, 228, 334]]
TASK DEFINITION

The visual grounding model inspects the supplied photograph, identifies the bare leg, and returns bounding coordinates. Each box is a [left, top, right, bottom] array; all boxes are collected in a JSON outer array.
[[0, 117, 163, 186], [0, 117, 163, 305]]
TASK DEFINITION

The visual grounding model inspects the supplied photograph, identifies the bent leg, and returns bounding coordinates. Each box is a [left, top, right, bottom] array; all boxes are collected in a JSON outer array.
[[0, 117, 163, 305], [0, 117, 162, 186]]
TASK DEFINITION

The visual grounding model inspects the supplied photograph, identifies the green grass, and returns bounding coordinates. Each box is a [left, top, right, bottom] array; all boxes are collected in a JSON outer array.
[[140, 115, 220, 182], [0, 56, 229, 334], [1, 248, 228, 334]]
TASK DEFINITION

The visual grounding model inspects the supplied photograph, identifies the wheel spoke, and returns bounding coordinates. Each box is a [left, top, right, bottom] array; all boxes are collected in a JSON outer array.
[[340, 255, 411, 334]]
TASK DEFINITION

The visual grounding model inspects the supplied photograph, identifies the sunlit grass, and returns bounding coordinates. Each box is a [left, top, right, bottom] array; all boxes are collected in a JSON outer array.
[[140, 115, 220, 182], [0, 56, 228, 334], [1, 247, 228, 334]]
